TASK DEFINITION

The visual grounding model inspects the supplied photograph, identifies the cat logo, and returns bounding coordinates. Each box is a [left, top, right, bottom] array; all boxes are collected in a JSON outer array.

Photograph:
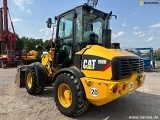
[[83, 59, 96, 69]]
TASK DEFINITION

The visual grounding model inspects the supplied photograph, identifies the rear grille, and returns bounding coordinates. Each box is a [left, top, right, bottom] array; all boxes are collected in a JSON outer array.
[[121, 59, 143, 76], [112, 56, 144, 80]]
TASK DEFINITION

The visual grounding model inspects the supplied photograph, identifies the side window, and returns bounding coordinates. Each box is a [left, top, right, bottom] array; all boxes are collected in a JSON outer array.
[[58, 13, 73, 38], [93, 21, 102, 43], [76, 9, 82, 42]]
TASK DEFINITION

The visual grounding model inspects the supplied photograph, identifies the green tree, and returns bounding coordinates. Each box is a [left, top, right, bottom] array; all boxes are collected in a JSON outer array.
[[16, 35, 24, 50], [43, 40, 51, 51], [20, 36, 43, 51], [21, 36, 30, 50], [27, 38, 43, 50], [154, 52, 160, 60]]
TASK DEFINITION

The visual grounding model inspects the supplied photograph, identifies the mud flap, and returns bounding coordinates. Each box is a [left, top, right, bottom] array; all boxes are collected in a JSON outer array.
[[15, 65, 30, 87]]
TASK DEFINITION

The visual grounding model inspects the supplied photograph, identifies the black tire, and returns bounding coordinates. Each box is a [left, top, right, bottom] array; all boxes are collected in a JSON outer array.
[[144, 66, 151, 72], [25, 67, 44, 95], [53, 72, 89, 117]]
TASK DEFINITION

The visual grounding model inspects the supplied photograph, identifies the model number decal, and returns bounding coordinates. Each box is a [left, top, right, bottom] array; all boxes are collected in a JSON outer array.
[[90, 88, 98, 97], [98, 60, 107, 64]]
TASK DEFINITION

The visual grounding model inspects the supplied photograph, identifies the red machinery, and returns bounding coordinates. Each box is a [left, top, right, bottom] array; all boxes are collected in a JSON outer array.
[[0, 0, 22, 68]]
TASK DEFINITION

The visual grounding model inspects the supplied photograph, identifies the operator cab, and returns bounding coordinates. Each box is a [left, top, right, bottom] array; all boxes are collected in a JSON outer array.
[[47, 1, 116, 67]]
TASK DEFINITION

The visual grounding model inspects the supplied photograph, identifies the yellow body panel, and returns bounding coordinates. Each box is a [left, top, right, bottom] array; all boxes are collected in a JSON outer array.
[[81, 73, 145, 106], [41, 48, 59, 77]]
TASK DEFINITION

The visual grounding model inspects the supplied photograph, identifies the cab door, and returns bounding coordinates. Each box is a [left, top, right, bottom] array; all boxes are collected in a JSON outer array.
[[54, 11, 74, 67]]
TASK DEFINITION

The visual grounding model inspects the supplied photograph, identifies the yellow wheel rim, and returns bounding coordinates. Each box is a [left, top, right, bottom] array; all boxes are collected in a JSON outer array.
[[27, 73, 32, 88], [58, 83, 72, 108]]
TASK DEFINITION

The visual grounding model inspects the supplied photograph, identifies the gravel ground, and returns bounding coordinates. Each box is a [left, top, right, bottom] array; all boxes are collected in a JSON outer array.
[[0, 68, 160, 120]]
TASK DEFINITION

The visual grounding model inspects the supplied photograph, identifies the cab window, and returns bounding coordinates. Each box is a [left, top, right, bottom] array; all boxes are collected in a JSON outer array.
[[58, 13, 73, 38]]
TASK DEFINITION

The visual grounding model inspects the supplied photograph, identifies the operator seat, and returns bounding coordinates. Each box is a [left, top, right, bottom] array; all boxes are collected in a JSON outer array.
[[86, 23, 98, 44], [75, 23, 99, 52]]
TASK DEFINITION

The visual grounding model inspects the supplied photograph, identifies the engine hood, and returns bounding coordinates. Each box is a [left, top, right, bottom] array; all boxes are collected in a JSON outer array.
[[80, 45, 137, 60], [74, 45, 143, 80]]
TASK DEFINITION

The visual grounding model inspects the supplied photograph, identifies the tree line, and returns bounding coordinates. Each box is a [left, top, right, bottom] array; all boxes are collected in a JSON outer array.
[[16, 36, 51, 51]]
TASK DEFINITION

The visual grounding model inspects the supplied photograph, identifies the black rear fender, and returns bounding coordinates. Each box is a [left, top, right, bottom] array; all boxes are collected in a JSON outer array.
[[52, 67, 85, 83]]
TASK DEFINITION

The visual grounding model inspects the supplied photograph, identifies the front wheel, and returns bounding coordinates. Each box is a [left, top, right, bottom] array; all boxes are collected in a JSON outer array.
[[53, 72, 89, 117], [25, 67, 44, 95]]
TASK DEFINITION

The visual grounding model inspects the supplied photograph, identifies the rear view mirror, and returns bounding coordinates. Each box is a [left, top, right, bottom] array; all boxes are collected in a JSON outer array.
[[46, 18, 52, 28]]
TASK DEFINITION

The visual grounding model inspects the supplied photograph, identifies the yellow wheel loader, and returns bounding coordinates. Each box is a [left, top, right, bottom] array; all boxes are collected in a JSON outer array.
[[21, 50, 39, 64], [16, 0, 145, 117], [22, 50, 38, 61]]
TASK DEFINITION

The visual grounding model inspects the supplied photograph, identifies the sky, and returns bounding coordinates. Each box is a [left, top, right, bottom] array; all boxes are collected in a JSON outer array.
[[2, 0, 160, 50]]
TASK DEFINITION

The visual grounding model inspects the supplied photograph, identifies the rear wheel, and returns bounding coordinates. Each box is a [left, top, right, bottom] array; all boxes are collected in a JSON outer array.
[[25, 67, 44, 95], [58, 83, 72, 108], [53, 72, 89, 117]]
